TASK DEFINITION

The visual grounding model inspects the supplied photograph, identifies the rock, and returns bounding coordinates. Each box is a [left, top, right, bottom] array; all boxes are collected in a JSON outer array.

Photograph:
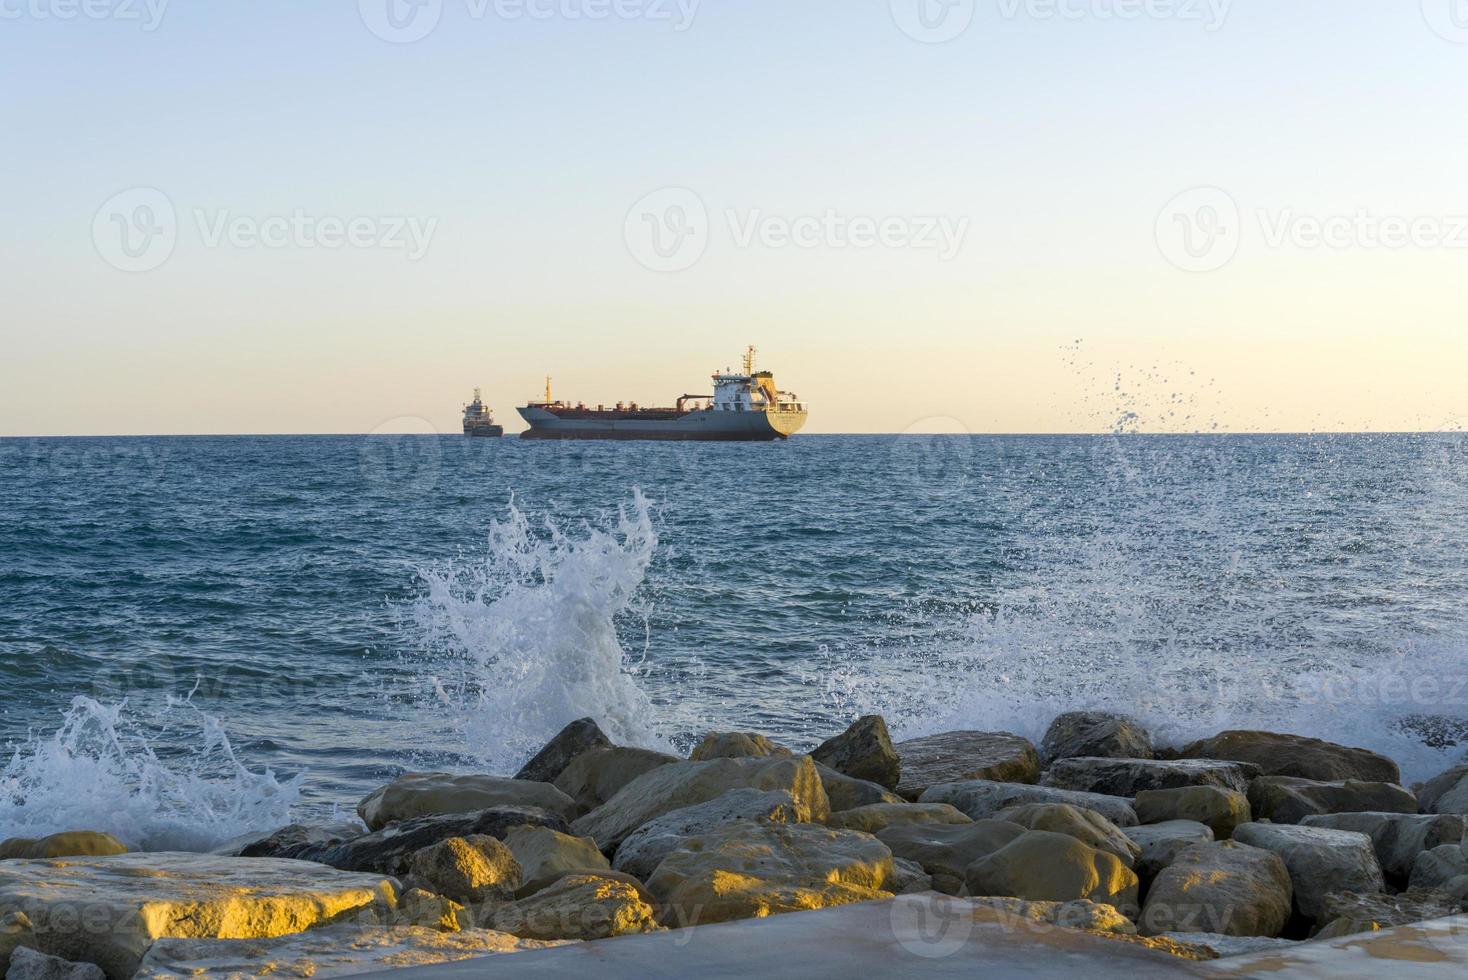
[[5, 947, 104, 980], [610, 788, 802, 881], [919, 780, 1138, 827], [513, 717, 612, 784], [893, 732, 1040, 800], [1161, 932, 1299, 957], [876, 820, 1026, 895], [1124, 821, 1215, 887], [551, 747, 682, 812], [1042, 758, 1258, 797], [1139, 841, 1292, 937], [390, 888, 466, 931], [646, 822, 894, 927], [0, 834, 126, 861], [1247, 777, 1418, 824], [1178, 730, 1401, 784], [0, 853, 397, 979], [1301, 812, 1466, 886], [489, 873, 659, 941], [219, 823, 363, 860], [134, 924, 559, 980], [501, 825, 609, 897], [968, 896, 1138, 934], [964, 831, 1140, 919], [1231, 823, 1385, 923], [889, 857, 934, 894], [824, 802, 970, 835], [810, 716, 900, 790], [991, 804, 1141, 867], [406, 836, 521, 904], [307, 806, 567, 876], [1311, 888, 1461, 940], [1417, 766, 1468, 815], [1133, 786, 1251, 839], [570, 755, 829, 851], [689, 732, 791, 761], [1408, 843, 1468, 889], [815, 765, 903, 812], [0, 912, 33, 972], [1040, 712, 1154, 765], [358, 773, 579, 830]]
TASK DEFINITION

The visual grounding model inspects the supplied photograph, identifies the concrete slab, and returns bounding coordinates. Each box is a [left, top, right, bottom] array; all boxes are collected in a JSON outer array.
[[1202, 913, 1468, 978]]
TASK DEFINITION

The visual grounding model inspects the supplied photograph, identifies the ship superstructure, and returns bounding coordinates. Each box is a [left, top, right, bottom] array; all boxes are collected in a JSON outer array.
[[517, 348, 807, 441], [462, 389, 504, 437]]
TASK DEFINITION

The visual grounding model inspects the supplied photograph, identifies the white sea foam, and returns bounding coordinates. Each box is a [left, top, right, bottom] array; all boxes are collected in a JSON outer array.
[[406, 490, 672, 774], [0, 696, 300, 851]]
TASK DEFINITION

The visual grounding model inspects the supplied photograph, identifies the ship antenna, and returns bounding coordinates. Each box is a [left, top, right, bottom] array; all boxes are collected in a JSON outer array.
[[545, 376, 552, 404], [743, 345, 756, 375]]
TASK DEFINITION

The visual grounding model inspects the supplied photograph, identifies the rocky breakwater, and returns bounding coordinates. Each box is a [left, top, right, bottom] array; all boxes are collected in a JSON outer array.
[[5, 714, 1468, 978]]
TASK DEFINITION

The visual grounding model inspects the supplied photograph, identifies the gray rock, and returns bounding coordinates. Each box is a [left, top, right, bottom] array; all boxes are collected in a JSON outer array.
[[1312, 888, 1462, 940], [1139, 841, 1293, 938], [890, 857, 934, 894], [1133, 786, 1251, 839], [1124, 820, 1215, 886], [920, 780, 1138, 827], [1231, 823, 1385, 923], [1301, 812, 1466, 886], [1040, 712, 1154, 765], [1409, 843, 1468, 889], [307, 806, 568, 876], [218, 822, 363, 860], [1042, 758, 1258, 797], [406, 835, 521, 903], [1417, 766, 1468, 815], [876, 819, 1027, 894], [893, 732, 1040, 801], [1248, 777, 1418, 825], [1178, 730, 1401, 784], [1161, 932, 1298, 957], [514, 717, 612, 783], [358, 773, 579, 829], [816, 764, 903, 812], [824, 802, 971, 835], [5, 948, 104, 980], [551, 747, 682, 812], [610, 788, 803, 880], [811, 716, 900, 790]]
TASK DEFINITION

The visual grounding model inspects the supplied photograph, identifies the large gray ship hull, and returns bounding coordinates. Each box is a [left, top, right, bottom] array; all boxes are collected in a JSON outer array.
[[517, 406, 806, 441]]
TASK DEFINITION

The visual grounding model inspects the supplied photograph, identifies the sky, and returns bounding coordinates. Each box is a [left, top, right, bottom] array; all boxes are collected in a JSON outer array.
[[3, 0, 1467, 436]]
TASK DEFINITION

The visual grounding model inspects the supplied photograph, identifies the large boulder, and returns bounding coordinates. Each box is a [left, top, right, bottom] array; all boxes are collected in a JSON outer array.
[[1178, 731, 1400, 784], [5, 948, 104, 980], [1040, 712, 1154, 764], [645, 822, 894, 927], [0, 853, 397, 980], [966, 897, 1138, 934], [501, 825, 610, 897], [1417, 766, 1468, 815], [358, 773, 578, 830], [1231, 823, 1385, 923], [488, 873, 659, 941], [689, 732, 791, 761], [610, 788, 803, 880], [964, 831, 1140, 919], [1133, 786, 1250, 839], [1124, 821, 1215, 887], [513, 717, 612, 783], [406, 836, 521, 904], [893, 732, 1039, 800], [1312, 888, 1462, 940], [307, 806, 567, 876], [825, 802, 970, 835], [919, 780, 1138, 827], [551, 747, 682, 812], [876, 820, 1027, 894], [570, 755, 829, 851], [1042, 758, 1257, 797], [1408, 843, 1468, 889], [815, 765, 902, 812], [810, 716, 900, 790], [991, 804, 1141, 867], [0, 834, 126, 861], [1247, 777, 1418, 825], [134, 924, 559, 980], [1301, 812, 1466, 886], [1138, 841, 1292, 938]]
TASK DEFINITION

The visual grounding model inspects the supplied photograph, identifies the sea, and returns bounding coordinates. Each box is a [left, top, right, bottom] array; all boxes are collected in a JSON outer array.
[[1, 432, 1466, 851]]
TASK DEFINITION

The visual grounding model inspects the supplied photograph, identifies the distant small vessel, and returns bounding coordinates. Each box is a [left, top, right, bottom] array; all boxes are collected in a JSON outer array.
[[518, 347, 808, 442], [462, 389, 504, 438]]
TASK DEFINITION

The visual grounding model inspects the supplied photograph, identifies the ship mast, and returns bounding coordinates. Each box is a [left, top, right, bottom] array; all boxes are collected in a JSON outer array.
[[544, 376, 552, 404], [743, 345, 756, 376]]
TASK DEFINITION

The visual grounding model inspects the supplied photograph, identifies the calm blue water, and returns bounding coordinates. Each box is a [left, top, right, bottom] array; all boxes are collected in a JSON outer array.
[[1, 433, 1466, 848]]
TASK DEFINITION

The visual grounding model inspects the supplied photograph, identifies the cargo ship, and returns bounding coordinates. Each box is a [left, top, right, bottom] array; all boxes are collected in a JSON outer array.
[[462, 389, 504, 437], [518, 348, 808, 441]]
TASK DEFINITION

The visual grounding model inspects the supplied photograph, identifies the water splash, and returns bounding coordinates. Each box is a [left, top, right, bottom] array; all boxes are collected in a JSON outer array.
[[406, 491, 671, 774], [0, 696, 300, 851]]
